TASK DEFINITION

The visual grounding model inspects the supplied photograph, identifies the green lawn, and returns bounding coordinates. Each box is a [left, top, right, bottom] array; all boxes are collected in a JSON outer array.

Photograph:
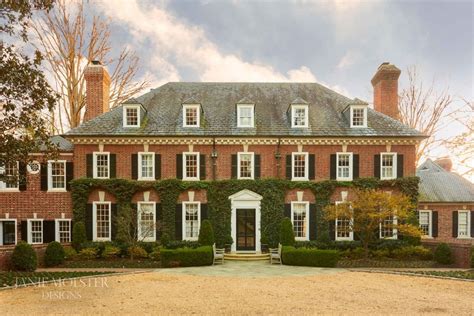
[[0, 271, 114, 288], [338, 259, 436, 268], [405, 270, 474, 280], [62, 258, 161, 269]]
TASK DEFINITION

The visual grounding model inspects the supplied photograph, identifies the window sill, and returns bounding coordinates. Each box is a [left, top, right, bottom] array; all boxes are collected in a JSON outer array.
[[421, 236, 434, 239], [295, 237, 309, 241], [138, 178, 155, 181], [183, 238, 198, 241], [350, 125, 367, 128], [336, 178, 353, 182], [238, 177, 255, 180], [457, 236, 472, 240], [336, 238, 354, 242], [47, 189, 67, 193], [183, 178, 200, 181], [93, 177, 110, 180], [183, 125, 200, 128], [292, 178, 309, 181], [0, 189, 20, 192], [93, 239, 112, 242]]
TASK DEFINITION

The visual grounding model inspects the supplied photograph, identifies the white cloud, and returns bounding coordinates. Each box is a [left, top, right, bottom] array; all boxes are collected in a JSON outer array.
[[337, 51, 357, 70]]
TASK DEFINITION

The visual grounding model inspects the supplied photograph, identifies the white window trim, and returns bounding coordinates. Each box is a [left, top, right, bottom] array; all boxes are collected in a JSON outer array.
[[27, 219, 43, 245], [0, 161, 19, 192], [336, 152, 353, 181], [123, 105, 141, 128], [183, 104, 201, 128], [47, 160, 67, 192], [0, 219, 17, 246], [137, 201, 156, 242], [335, 201, 353, 241], [419, 210, 433, 238], [291, 201, 309, 241], [182, 201, 201, 241], [457, 210, 472, 239], [183, 152, 200, 181], [93, 152, 110, 179], [93, 202, 112, 242], [291, 152, 309, 181], [138, 152, 155, 181], [237, 152, 255, 179], [379, 216, 398, 240], [54, 219, 72, 243], [380, 152, 397, 180], [291, 105, 308, 128], [350, 105, 368, 128], [237, 104, 255, 128]]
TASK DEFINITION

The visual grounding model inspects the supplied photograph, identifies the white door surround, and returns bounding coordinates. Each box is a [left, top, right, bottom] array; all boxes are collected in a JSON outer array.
[[229, 189, 262, 253]]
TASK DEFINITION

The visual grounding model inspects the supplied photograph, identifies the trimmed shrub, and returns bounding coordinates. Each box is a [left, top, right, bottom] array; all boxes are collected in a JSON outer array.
[[371, 239, 409, 251], [149, 249, 161, 261], [72, 222, 87, 251], [198, 220, 215, 246], [44, 241, 66, 267], [160, 233, 171, 247], [392, 246, 432, 261], [128, 246, 148, 259], [78, 247, 98, 260], [11, 242, 37, 271], [434, 243, 454, 265], [279, 218, 295, 246], [102, 245, 121, 258], [371, 249, 390, 259], [137, 241, 159, 254], [165, 240, 201, 249], [160, 246, 213, 268], [63, 247, 77, 260], [282, 246, 339, 267]]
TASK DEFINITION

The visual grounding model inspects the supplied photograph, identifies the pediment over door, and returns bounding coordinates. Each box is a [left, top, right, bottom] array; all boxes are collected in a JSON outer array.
[[228, 189, 262, 201]]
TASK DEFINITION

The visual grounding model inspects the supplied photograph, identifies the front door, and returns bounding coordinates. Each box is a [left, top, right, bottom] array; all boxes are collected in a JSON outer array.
[[236, 209, 256, 251]]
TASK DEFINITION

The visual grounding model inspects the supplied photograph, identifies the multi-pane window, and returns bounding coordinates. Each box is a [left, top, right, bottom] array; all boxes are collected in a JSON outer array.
[[292, 153, 308, 180], [183, 202, 200, 240], [351, 106, 367, 127], [48, 161, 66, 190], [381, 153, 396, 180], [123, 106, 140, 127], [94, 203, 111, 241], [237, 105, 254, 127], [183, 105, 200, 127], [183, 153, 199, 180], [292, 106, 308, 128], [380, 216, 396, 239], [55, 219, 71, 243], [93, 153, 110, 179], [138, 202, 156, 241], [419, 211, 432, 237], [139, 153, 154, 180], [28, 220, 43, 244], [0, 220, 16, 245], [337, 153, 352, 181], [335, 202, 353, 241], [458, 211, 471, 238], [0, 162, 18, 190], [292, 202, 308, 240], [238, 153, 254, 179]]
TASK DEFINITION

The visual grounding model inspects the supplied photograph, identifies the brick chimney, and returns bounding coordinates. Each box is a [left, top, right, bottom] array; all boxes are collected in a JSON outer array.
[[84, 60, 110, 122], [435, 157, 452, 172], [371, 62, 401, 120]]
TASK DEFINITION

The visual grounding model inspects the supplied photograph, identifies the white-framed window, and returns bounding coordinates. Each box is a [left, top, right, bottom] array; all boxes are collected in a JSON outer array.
[[380, 153, 397, 180], [138, 152, 155, 180], [336, 152, 353, 181], [55, 219, 71, 243], [0, 219, 17, 246], [291, 105, 308, 128], [350, 106, 367, 128], [48, 160, 66, 191], [0, 161, 19, 191], [419, 210, 432, 238], [93, 152, 110, 179], [182, 202, 201, 241], [457, 211, 471, 238], [183, 105, 200, 127], [237, 152, 254, 179], [292, 152, 308, 180], [237, 104, 255, 128], [335, 201, 353, 241], [27, 219, 43, 244], [183, 152, 200, 180], [93, 202, 111, 241], [123, 105, 140, 127], [137, 202, 156, 242], [379, 215, 397, 239], [291, 202, 309, 241]]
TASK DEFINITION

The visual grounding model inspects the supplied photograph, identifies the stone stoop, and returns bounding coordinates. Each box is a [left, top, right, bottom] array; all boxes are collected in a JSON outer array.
[[224, 253, 270, 261]]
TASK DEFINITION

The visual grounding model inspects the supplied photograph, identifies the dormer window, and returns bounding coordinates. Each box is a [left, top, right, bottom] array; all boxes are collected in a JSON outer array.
[[123, 105, 140, 127], [183, 104, 200, 127], [237, 104, 254, 128], [350, 105, 367, 128], [291, 105, 308, 128]]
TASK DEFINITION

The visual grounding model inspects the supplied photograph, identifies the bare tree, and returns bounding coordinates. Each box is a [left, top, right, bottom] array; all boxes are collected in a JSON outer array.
[[33, 0, 148, 132]]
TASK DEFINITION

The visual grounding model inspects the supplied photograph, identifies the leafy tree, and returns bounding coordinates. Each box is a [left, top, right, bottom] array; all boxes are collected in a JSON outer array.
[[324, 189, 421, 258]]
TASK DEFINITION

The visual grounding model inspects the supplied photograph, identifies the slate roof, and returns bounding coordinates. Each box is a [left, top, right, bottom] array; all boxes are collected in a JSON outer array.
[[417, 159, 474, 203], [39, 135, 74, 152], [66, 82, 424, 138]]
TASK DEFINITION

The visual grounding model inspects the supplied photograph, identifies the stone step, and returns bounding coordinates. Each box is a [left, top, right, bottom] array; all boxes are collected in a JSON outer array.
[[224, 253, 270, 261]]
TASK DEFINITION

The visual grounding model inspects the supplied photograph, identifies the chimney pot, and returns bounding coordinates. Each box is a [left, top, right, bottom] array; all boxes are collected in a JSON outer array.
[[371, 62, 401, 120]]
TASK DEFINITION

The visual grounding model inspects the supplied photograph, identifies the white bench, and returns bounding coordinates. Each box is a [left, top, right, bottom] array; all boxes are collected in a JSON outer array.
[[213, 243, 225, 265], [269, 243, 282, 264]]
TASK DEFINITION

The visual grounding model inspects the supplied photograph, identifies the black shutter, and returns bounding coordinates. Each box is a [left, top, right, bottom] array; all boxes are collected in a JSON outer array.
[[131, 203, 138, 240], [309, 154, 315, 180], [286, 155, 292, 180], [176, 154, 183, 179], [156, 204, 162, 239], [201, 204, 208, 222], [329, 219, 335, 241], [43, 221, 55, 243], [432, 211, 438, 238], [309, 204, 317, 240], [471, 211, 474, 238], [110, 154, 116, 178], [85, 204, 93, 241], [374, 154, 381, 178], [397, 154, 404, 178], [155, 154, 161, 180], [284, 204, 291, 218], [200, 154, 206, 180], [131, 154, 138, 180], [40, 163, 48, 191], [452, 211, 458, 238], [353, 154, 360, 179], [21, 221, 28, 242], [175, 204, 183, 240], [111, 204, 118, 240], [231, 154, 238, 179], [86, 154, 93, 178], [330, 154, 337, 180], [254, 155, 261, 179], [66, 162, 74, 191], [18, 162, 27, 191]]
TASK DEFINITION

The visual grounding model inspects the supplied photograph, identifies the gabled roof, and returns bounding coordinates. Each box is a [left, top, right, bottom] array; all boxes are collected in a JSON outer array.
[[417, 159, 474, 203], [39, 135, 74, 152], [182, 96, 200, 104], [291, 97, 308, 105], [236, 96, 254, 104], [67, 82, 424, 138]]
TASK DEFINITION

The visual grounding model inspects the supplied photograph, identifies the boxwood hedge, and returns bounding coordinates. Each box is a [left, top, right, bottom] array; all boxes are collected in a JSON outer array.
[[282, 246, 339, 267], [160, 246, 213, 268]]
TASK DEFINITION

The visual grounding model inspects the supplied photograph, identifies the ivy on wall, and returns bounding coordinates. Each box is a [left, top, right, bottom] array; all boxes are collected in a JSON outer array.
[[70, 177, 419, 247]]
